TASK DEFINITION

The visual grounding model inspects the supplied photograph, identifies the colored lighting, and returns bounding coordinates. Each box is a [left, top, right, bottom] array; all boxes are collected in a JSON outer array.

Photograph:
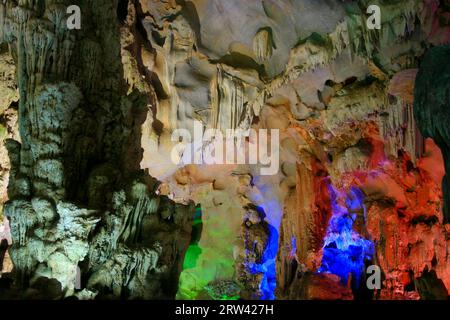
[[318, 186, 374, 287], [247, 177, 283, 300]]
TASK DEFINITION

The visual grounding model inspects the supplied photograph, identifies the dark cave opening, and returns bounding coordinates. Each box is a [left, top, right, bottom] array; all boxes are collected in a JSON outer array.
[[117, 0, 129, 22]]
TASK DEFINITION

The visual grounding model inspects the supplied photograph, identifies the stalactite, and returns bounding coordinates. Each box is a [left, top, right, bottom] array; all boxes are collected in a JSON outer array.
[[253, 28, 274, 64], [210, 65, 246, 131], [295, 160, 316, 266], [250, 21, 351, 117], [379, 96, 424, 162], [414, 44, 450, 225]]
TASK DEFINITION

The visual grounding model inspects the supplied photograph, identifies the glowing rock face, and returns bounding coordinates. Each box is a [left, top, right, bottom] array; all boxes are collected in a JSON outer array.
[[1, 0, 450, 301], [245, 178, 283, 300], [319, 187, 374, 287], [247, 221, 278, 300]]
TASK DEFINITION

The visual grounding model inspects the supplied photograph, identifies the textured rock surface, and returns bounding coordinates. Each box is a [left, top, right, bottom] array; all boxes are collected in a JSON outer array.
[[0, 0, 194, 299], [0, 44, 17, 278], [414, 45, 450, 223], [135, 0, 450, 300], [0, 0, 449, 300]]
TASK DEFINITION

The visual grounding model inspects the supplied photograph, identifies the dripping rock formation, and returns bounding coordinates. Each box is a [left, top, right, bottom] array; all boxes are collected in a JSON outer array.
[[0, 0, 449, 300]]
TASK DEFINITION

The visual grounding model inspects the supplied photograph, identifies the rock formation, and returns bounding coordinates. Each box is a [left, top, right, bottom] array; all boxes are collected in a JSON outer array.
[[0, 0, 194, 299], [414, 44, 450, 223], [0, 0, 449, 300]]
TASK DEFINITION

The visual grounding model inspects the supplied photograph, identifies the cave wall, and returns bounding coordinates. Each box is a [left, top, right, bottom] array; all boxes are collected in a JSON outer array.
[[0, 42, 18, 279], [135, 0, 450, 300], [0, 0, 449, 300], [0, 0, 194, 299]]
